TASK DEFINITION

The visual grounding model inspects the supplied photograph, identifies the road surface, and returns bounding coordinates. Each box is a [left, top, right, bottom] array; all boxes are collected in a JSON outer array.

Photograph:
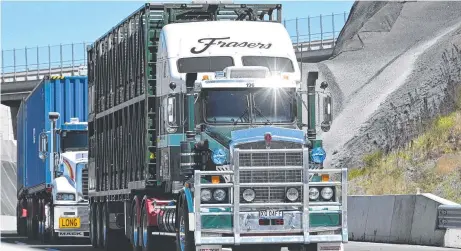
[[0, 231, 456, 251]]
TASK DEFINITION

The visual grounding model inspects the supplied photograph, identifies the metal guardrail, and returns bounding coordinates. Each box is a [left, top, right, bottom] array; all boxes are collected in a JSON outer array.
[[1, 12, 348, 83], [437, 205, 461, 229]]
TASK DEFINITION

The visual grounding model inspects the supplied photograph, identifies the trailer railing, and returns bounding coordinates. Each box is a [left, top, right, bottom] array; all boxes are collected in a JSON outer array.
[[1, 12, 349, 83]]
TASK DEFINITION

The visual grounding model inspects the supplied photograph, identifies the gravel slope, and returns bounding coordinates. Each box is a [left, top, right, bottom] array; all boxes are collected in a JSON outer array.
[[306, 1, 461, 168]]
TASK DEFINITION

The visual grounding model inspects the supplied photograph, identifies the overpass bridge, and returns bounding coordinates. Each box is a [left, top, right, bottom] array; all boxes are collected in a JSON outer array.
[[1, 12, 346, 139]]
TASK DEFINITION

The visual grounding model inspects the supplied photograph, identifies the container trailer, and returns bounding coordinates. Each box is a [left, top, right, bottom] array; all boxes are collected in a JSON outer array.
[[16, 76, 90, 242], [87, 2, 347, 251]]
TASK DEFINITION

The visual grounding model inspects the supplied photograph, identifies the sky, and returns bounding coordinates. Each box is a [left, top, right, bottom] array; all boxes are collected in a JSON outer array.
[[1, 1, 353, 72]]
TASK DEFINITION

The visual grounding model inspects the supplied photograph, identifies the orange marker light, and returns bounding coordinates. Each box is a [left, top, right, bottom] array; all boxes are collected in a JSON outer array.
[[321, 174, 330, 182], [212, 176, 220, 184], [202, 75, 209, 80]]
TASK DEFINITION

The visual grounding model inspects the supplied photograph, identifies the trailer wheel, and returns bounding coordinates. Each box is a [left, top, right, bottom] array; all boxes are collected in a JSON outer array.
[[32, 198, 39, 239], [176, 193, 194, 251], [38, 199, 49, 243], [96, 202, 104, 247], [90, 202, 98, 248], [27, 198, 32, 238], [17, 201, 26, 236], [131, 202, 141, 251], [140, 203, 154, 251], [103, 202, 125, 251]]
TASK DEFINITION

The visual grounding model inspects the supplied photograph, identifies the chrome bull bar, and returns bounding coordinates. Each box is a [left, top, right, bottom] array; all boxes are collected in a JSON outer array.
[[193, 148, 348, 246]]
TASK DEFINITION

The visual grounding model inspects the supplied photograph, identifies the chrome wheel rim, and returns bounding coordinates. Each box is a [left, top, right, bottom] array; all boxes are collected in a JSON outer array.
[[179, 215, 185, 251], [142, 210, 148, 248]]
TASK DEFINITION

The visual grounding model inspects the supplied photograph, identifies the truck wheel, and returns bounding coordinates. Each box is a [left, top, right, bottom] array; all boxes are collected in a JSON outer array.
[[31, 198, 39, 239], [27, 198, 32, 239], [103, 202, 124, 251], [49, 208, 59, 244], [90, 203, 98, 248], [176, 193, 194, 251], [38, 199, 49, 243], [132, 202, 141, 251], [141, 203, 154, 251], [140, 202, 175, 251], [17, 202, 26, 236], [96, 202, 104, 248]]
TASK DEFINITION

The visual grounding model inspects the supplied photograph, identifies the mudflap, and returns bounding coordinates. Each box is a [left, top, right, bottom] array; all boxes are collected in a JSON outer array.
[[196, 245, 222, 251], [317, 243, 343, 251]]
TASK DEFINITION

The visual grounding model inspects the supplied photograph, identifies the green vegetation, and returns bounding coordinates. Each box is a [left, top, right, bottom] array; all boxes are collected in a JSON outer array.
[[349, 112, 461, 203]]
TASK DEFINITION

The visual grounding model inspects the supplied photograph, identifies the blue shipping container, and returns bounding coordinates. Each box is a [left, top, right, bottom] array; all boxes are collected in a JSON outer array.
[[17, 76, 88, 193]]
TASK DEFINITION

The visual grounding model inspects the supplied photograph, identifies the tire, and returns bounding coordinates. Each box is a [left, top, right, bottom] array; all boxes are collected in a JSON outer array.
[[27, 198, 32, 239], [103, 202, 125, 251], [96, 202, 104, 248], [38, 199, 49, 244], [176, 193, 194, 251], [140, 202, 175, 251], [132, 202, 141, 251], [141, 203, 154, 251], [17, 201, 26, 236], [31, 198, 38, 240], [90, 202, 98, 248], [49, 205, 59, 244]]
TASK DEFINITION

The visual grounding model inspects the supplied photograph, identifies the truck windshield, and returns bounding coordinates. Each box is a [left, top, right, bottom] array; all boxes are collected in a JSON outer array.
[[242, 56, 295, 73], [61, 131, 88, 152], [177, 56, 234, 73], [203, 88, 296, 124]]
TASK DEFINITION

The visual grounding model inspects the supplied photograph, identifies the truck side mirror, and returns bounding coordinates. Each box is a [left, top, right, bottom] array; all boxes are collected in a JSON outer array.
[[185, 73, 197, 89], [321, 94, 332, 132], [39, 132, 48, 160]]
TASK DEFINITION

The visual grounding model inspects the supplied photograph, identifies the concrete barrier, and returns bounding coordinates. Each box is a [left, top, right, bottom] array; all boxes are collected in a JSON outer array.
[[0, 215, 16, 232], [348, 194, 460, 248]]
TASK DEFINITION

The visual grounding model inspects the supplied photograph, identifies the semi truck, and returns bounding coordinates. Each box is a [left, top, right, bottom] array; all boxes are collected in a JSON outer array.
[[16, 76, 90, 242], [87, 2, 347, 251]]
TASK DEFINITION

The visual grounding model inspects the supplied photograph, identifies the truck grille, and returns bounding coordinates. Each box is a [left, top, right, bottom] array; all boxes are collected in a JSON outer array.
[[77, 206, 90, 230], [237, 142, 303, 203], [81, 169, 89, 200]]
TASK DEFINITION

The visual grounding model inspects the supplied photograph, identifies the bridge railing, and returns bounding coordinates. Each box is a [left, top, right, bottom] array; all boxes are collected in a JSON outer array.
[[1, 12, 349, 83]]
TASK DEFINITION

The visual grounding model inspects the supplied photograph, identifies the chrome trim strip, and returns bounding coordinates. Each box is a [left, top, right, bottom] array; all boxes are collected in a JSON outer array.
[[194, 170, 202, 245], [302, 148, 310, 244], [342, 168, 348, 243], [233, 149, 241, 246]]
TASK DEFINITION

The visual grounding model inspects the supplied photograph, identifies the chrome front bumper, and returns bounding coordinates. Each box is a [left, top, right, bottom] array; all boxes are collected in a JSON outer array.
[[53, 204, 90, 236], [193, 148, 348, 246]]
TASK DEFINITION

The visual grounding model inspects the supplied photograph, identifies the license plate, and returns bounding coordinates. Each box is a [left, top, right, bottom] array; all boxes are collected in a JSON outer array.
[[259, 209, 283, 219], [196, 245, 221, 251], [59, 217, 81, 228]]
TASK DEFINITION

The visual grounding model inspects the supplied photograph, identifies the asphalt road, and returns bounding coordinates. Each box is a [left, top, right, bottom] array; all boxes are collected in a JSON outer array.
[[0, 232, 457, 251]]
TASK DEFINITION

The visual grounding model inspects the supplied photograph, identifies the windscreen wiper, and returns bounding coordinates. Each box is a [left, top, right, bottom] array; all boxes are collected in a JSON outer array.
[[233, 95, 251, 125], [252, 98, 273, 125]]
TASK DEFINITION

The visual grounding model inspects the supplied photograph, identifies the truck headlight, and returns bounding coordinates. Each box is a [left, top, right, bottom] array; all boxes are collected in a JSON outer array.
[[56, 193, 75, 201], [242, 189, 255, 202], [309, 188, 320, 200], [212, 149, 227, 165], [201, 189, 212, 202], [286, 188, 299, 202], [213, 189, 226, 202], [321, 187, 334, 200]]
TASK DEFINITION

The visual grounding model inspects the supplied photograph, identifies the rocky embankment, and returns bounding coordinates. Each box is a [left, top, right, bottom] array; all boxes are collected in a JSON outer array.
[[307, 1, 461, 170]]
